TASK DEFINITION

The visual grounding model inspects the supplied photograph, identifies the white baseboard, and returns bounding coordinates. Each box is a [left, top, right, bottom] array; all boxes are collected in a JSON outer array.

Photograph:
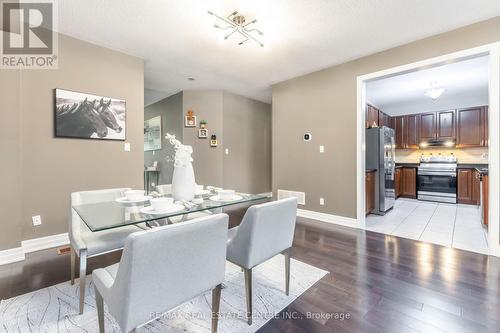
[[297, 209, 359, 228], [0, 247, 25, 265], [21, 233, 69, 254], [0, 232, 70, 266]]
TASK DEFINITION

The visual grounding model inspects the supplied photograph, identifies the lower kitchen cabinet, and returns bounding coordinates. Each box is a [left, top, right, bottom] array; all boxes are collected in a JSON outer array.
[[457, 168, 480, 205], [395, 168, 402, 198], [402, 168, 417, 198], [399, 167, 417, 198], [366, 170, 375, 214]]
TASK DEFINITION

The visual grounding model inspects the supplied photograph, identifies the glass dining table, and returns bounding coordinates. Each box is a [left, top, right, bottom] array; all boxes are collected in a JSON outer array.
[[73, 192, 269, 232]]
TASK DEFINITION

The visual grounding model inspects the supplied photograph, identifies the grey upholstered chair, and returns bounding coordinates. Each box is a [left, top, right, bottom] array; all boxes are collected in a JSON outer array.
[[93, 214, 229, 333], [226, 197, 298, 325], [70, 188, 142, 314]]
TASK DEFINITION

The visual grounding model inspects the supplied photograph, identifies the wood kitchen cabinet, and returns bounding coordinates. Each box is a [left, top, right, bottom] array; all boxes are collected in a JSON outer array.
[[366, 105, 379, 128], [419, 112, 436, 141], [437, 110, 456, 140], [456, 107, 486, 148], [400, 167, 417, 198], [457, 168, 480, 205], [393, 116, 406, 149], [406, 115, 419, 149], [366, 170, 375, 215], [395, 168, 402, 198]]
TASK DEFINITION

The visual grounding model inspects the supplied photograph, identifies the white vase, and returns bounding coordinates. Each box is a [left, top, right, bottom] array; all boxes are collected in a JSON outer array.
[[172, 162, 196, 201]]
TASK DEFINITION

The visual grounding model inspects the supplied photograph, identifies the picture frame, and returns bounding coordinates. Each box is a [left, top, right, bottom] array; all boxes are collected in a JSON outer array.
[[144, 116, 162, 151], [198, 128, 208, 138], [185, 110, 197, 127], [54, 88, 126, 141]]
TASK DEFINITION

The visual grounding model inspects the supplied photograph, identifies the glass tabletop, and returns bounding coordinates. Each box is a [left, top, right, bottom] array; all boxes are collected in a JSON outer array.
[[73, 193, 269, 232]]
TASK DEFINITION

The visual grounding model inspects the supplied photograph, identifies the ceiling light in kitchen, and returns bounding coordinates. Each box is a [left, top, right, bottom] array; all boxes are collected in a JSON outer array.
[[424, 82, 446, 100]]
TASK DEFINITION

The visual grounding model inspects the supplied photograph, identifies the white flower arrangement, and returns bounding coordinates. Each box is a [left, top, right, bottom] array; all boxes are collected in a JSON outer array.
[[165, 133, 193, 167]]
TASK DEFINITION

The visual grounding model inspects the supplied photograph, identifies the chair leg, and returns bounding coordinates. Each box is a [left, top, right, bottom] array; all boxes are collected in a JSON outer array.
[[211, 284, 222, 333], [244, 268, 253, 325], [95, 286, 105, 333], [79, 249, 87, 314], [283, 248, 291, 296], [70, 248, 76, 285]]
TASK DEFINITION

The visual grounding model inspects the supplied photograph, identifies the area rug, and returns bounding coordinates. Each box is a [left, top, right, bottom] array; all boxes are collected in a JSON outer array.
[[0, 254, 327, 332]]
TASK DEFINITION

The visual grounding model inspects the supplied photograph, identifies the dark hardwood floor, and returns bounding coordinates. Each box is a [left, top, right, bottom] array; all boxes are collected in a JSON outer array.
[[1, 205, 499, 332]]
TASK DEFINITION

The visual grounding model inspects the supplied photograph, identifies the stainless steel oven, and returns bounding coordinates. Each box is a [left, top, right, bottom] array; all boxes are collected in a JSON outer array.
[[417, 156, 457, 203]]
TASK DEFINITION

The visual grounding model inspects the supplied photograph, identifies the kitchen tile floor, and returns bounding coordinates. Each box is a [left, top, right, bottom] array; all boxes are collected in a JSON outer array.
[[366, 198, 489, 254]]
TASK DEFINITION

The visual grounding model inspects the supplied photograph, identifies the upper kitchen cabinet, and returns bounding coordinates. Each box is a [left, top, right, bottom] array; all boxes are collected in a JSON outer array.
[[366, 105, 379, 128], [436, 110, 456, 140], [419, 112, 436, 141], [406, 114, 419, 149], [456, 106, 488, 147], [393, 116, 406, 149], [366, 104, 392, 129]]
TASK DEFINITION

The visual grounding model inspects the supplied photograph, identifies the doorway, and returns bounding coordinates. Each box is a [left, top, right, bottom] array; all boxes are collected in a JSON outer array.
[[356, 43, 500, 257]]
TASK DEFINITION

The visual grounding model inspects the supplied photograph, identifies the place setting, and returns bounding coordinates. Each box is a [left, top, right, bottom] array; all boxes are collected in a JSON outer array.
[[115, 190, 152, 203]]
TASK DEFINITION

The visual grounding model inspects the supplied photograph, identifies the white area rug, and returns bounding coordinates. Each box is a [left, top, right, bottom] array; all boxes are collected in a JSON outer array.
[[0, 255, 327, 332]]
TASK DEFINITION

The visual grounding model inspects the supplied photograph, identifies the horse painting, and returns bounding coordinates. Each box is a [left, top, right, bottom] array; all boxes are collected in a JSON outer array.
[[55, 89, 126, 140], [56, 98, 108, 138]]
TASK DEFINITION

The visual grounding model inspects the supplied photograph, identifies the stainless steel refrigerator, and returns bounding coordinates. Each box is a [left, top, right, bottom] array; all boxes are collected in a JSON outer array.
[[366, 126, 396, 215]]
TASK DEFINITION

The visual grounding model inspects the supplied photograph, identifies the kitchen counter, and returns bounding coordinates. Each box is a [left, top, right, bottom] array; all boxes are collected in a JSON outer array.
[[458, 164, 488, 175], [396, 163, 419, 168]]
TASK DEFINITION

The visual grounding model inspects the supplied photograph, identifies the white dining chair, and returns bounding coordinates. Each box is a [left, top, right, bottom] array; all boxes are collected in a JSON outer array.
[[93, 213, 229, 333], [226, 197, 298, 325], [70, 188, 143, 314]]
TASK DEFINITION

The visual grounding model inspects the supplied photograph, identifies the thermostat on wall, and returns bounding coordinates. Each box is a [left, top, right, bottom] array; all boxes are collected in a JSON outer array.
[[303, 133, 312, 141]]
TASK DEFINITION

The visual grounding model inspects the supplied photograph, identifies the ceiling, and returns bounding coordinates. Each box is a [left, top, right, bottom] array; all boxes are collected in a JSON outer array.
[[57, 1, 500, 104], [366, 55, 489, 116]]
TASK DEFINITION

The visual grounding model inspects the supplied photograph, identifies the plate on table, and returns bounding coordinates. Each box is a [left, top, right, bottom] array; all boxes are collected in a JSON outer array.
[[140, 204, 185, 215], [195, 190, 211, 196], [116, 196, 152, 203], [209, 195, 243, 202]]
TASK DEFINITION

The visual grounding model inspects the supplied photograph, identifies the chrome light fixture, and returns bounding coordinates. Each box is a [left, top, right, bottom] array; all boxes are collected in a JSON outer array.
[[208, 10, 265, 47], [424, 81, 446, 100]]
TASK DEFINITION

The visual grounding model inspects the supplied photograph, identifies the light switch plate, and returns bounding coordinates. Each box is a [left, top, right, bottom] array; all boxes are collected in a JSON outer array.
[[32, 215, 42, 226], [225, 148, 229, 155], [319, 145, 325, 153], [319, 198, 325, 205], [124, 142, 131, 151]]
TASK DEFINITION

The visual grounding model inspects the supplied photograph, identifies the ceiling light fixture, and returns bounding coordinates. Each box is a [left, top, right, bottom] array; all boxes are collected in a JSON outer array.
[[424, 82, 446, 100], [208, 10, 265, 48]]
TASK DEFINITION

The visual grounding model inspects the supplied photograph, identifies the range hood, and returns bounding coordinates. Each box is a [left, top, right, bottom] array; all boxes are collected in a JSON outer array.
[[419, 139, 456, 148]]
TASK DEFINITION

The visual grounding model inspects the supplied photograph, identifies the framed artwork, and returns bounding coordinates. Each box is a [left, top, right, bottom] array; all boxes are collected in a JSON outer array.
[[54, 88, 126, 140], [198, 128, 208, 138], [185, 110, 197, 127], [144, 116, 162, 151]]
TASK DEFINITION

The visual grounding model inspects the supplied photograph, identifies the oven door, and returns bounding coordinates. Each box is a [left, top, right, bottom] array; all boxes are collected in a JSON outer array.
[[417, 171, 457, 203]]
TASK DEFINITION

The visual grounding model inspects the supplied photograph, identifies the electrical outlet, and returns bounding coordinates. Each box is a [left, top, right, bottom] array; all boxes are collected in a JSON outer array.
[[32, 215, 42, 226], [319, 198, 325, 205], [225, 148, 229, 155], [319, 145, 325, 153], [124, 142, 131, 151]]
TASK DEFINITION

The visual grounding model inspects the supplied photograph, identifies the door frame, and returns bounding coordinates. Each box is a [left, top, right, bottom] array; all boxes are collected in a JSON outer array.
[[356, 43, 500, 257]]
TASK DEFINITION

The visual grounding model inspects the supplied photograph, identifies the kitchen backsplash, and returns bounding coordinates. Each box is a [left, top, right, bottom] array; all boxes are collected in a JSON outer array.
[[395, 147, 489, 164]]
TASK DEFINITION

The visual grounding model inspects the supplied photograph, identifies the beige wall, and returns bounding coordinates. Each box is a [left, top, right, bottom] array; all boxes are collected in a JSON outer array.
[[183, 91, 225, 187], [272, 17, 500, 218], [396, 147, 489, 164], [181, 90, 272, 193], [0, 33, 144, 249], [144, 92, 183, 185], [223, 92, 272, 194]]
